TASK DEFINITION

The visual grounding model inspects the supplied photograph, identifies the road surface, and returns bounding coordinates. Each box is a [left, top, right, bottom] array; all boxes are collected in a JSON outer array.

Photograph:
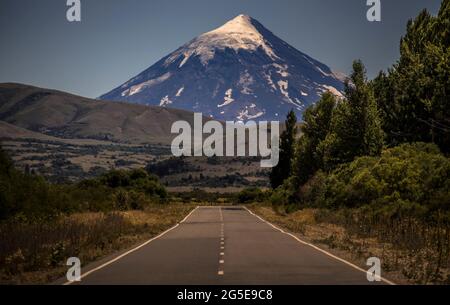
[[63, 206, 391, 285]]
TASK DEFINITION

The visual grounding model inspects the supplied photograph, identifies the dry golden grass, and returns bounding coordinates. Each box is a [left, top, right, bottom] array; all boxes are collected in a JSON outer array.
[[248, 205, 413, 284], [0, 204, 196, 284]]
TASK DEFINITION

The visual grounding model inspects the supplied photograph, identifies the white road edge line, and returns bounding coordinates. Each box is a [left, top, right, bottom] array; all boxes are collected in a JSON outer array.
[[63, 206, 200, 285], [243, 206, 396, 286]]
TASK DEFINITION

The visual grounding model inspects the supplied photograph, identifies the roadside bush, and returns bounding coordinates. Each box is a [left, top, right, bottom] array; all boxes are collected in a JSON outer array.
[[270, 177, 298, 211], [0, 148, 168, 221], [171, 190, 234, 204], [101, 170, 131, 188], [303, 143, 450, 210], [236, 187, 264, 203], [297, 171, 327, 208]]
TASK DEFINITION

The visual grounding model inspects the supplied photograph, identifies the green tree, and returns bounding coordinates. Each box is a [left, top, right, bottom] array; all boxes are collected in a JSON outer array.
[[373, 0, 450, 153], [323, 60, 384, 170], [270, 110, 297, 188], [292, 92, 336, 185]]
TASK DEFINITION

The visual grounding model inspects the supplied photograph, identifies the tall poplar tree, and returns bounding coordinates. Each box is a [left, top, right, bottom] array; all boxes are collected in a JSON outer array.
[[270, 110, 297, 188], [323, 60, 384, 170]]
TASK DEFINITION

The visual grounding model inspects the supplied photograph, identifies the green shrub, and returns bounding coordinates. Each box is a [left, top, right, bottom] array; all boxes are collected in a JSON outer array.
[[236, 187, 264, 203], [100, 170, 131, 188], [0, 147, 168, 221], [303, 143, 450, 211], [270, 177, 298, 208]]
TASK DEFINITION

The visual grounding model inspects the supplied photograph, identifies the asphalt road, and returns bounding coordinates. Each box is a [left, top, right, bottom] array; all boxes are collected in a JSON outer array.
[[64, 206, 390, 285]]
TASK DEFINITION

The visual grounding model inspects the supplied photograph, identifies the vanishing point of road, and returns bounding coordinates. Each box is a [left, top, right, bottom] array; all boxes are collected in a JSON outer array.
[[62, 206, 393, 285]]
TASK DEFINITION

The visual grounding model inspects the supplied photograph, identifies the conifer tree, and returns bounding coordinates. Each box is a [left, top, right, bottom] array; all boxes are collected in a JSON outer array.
[[373, 0, 449, 153], [292, 92, 336, 185], [270, 110, 297, 188], [323, 60, 384, 169]]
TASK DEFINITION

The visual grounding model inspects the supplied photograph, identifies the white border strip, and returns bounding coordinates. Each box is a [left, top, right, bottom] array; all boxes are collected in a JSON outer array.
[[63, 206, 199, 285], [244, 206, 396, 285]]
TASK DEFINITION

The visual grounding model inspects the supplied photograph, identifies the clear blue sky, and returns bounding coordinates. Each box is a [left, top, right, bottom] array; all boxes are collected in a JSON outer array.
[[0, 0, 442, 98]]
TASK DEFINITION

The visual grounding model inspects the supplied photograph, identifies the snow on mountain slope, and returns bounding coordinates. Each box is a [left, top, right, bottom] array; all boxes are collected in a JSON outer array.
[[100, 14, 346, 121]]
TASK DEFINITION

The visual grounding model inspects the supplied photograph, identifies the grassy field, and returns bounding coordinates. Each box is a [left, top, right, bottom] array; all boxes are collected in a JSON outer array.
[[0, 139, 168, 182], [0, 204, 196, 284], [1, 139, 269, 189], [249, 204, 450, 285]]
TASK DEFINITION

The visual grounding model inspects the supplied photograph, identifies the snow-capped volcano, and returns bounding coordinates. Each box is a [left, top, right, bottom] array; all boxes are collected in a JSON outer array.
[[100, 14, 345, 121], [166, 14, 280, 67]]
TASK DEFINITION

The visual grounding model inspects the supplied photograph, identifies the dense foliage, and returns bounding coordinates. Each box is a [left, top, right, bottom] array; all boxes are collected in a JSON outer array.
[[299, 143, 450, 212], [236, 187, 265, 204], [288, 59, 384, 192], [272, 1, 449, 215], [292, 92, 336, 185], [270, 110, 297, 188], [0, 148, 167, 221], [146, 156, 195, 177], [373, 0, 450, 153], [322, 60, 384, 170]]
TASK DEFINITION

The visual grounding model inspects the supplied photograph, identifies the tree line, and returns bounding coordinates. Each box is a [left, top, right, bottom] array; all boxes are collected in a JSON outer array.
[[270, 0, 450, 212], [0, 147, 167, 222]]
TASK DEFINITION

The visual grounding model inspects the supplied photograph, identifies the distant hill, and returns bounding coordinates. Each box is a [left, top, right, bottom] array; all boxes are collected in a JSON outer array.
[[0, 83, 202, 145], [0, 83, 270, 187], [0, 120, 60, 142]]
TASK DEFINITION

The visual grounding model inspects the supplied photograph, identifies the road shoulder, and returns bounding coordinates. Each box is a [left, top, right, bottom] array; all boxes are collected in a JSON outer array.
[[246, 205, 407, 285]]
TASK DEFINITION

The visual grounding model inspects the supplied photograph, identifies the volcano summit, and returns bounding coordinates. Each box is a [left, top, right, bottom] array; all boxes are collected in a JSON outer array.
[[100, 14, 346, 121]]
